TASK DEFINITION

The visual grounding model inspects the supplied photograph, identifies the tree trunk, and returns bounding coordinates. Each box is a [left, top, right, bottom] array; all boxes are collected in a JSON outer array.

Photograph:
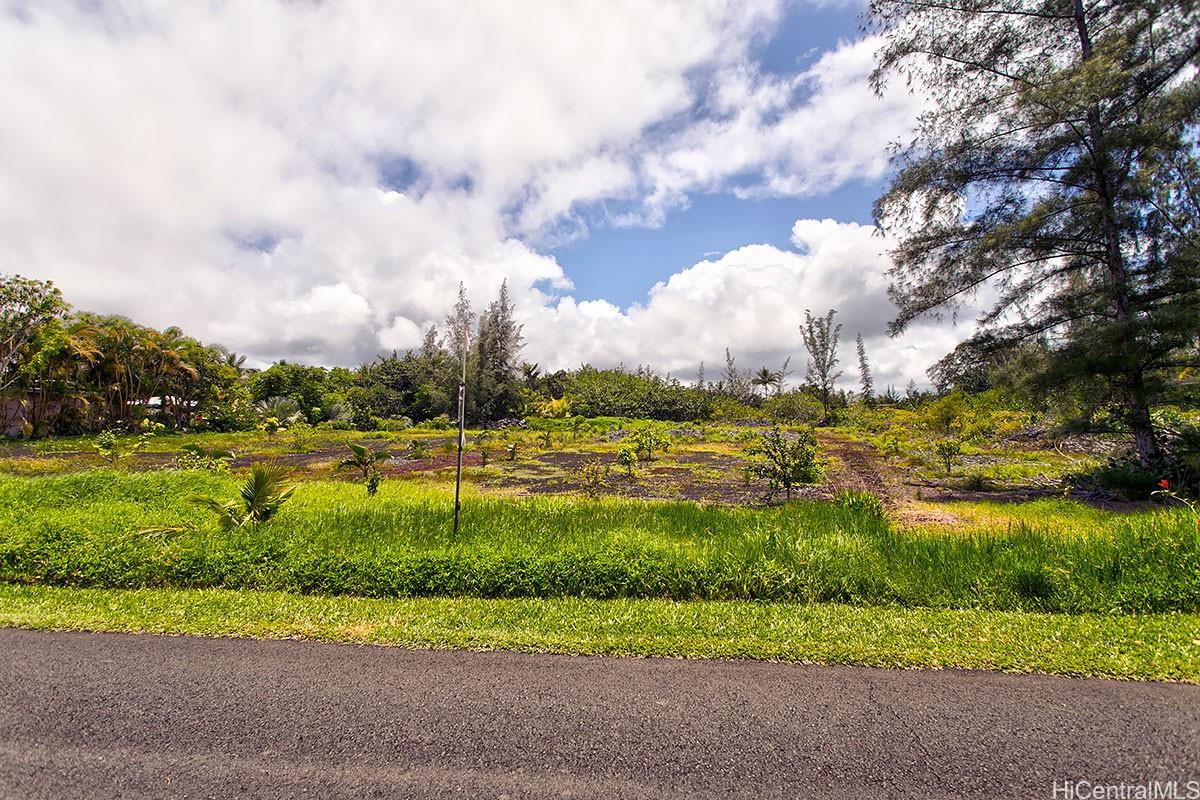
[[1125, 373, 1162, 468], [1073, 0, 1161, 468]]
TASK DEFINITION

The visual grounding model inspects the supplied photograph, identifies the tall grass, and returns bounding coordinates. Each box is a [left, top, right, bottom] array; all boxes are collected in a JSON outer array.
[[1, 471, 1197, 613]]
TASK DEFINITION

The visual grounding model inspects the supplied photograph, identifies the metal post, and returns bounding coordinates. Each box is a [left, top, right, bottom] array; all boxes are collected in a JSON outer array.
[[453, 382, 465, 536], [453, 331, 467, 536]]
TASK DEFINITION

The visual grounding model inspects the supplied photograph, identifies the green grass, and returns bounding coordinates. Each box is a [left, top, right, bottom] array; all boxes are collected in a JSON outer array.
[[2, 470, 1198, 613], [1, 584, 1196, 681]]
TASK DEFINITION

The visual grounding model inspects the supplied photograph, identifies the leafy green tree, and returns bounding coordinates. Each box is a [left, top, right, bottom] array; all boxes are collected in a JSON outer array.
[[629, 428, 671, 462], [801, 309, 843, 424], [870, 0, 1200, 467], [0, 274, 67, 394], [934, 439, 964, 476], [746, 428, 823, 500], [248, 362, 331, 422]]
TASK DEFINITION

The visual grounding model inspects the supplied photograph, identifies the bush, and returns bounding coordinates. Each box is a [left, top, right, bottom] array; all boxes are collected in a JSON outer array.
[[934, 440, 963, 475], [960, 473, 996, 492], [746, 428, 823, 500], [566, 367, 712, 421], [1076, 457, 1160, 500], [629, 428, 670, 461], [419, 414, 454, 431], [578, 459, 609, 498], [762, 391, 824, 424]]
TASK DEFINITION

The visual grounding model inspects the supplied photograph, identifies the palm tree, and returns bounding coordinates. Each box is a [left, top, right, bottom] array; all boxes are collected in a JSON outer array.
[[751, 367, 781, 398], [223, 349, 248, 375], [338, 442, 392, 480], [257, 396, 302, 424], [191, 463, 295, 530]]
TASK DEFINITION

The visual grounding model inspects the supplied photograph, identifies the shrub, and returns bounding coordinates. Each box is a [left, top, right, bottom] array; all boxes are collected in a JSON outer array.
[[762, 391, 824, 424], [258, 417, 283, 439], [350, 403, 380, 432], [961, 473, 995, 492], [257, 396, 303, 424], [617, 445, 639, 476], [538, 396, 572, 418], [93, 421, 162, 464], [420, 414, 454, 431], [566, 366, 712, 421], [578, 459, 609, 498], [475, 430, 494, 467], [746, 428, 823, 500], [934, 439, 963, 475], [1076, 457, 1160, 500], [286, 421, 316, 453], [175, 444, 233, 472], [629, 428, 670, 462]]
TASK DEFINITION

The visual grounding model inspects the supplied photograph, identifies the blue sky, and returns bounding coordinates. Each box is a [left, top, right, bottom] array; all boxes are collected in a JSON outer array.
[[552, 179, 882, 307], [552, 1, 876, 308]]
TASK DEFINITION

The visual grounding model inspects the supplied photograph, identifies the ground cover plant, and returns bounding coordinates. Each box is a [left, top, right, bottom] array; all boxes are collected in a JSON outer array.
[[3, 584, 1197, 682], [2, 470, 1198, 614]]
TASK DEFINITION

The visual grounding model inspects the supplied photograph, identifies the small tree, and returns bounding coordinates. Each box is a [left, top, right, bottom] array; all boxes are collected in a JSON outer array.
[[191, 463, 295, 530], [934, 440, 963, 476], [855, 333, 874, 405], [578, 459, 609, 498], [630, 428, 670, 462], [801, 309, 842, 424], [475, 429, 494, 466], [338, 442, 392, 495], [746, 428, 823, 500], [617, 445, 639, 476]]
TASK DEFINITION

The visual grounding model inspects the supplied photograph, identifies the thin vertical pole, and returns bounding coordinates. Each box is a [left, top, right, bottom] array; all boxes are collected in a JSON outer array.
[[453, 335, 467, 536]]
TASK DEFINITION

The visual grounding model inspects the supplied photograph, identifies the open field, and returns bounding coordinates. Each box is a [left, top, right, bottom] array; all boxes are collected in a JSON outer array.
[[1, 421, 1195, 677]]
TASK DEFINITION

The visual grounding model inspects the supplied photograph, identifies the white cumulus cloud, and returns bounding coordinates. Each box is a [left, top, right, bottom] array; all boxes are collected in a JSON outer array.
[[0, 0, 956, 381]]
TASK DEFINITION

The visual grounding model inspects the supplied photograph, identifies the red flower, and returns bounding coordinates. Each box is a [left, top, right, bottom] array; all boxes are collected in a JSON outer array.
[[1158, 479, 1170, 489]]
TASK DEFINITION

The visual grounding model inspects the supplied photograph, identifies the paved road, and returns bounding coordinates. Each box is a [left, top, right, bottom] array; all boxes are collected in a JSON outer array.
[[1, 629, 1197, 799]]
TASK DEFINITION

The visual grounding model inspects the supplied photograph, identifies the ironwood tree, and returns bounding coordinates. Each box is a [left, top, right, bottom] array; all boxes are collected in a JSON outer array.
[[801, 308, 843, 423], [869, 0, 1200, 467]]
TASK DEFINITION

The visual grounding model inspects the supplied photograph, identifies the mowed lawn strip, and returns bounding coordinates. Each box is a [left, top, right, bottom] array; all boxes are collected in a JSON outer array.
[[1, 584, 1197, 682]]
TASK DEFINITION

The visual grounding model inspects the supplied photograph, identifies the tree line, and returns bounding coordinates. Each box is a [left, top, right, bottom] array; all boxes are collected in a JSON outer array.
[[0, 272, 881, 434]]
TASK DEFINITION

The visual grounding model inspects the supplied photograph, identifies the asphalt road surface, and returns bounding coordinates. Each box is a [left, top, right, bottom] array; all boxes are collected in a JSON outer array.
[[1, 628, 1197, 799]]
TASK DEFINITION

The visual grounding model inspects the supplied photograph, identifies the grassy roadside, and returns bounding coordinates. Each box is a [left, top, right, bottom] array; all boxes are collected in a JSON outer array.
[[2, 584, 1197, 682]]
